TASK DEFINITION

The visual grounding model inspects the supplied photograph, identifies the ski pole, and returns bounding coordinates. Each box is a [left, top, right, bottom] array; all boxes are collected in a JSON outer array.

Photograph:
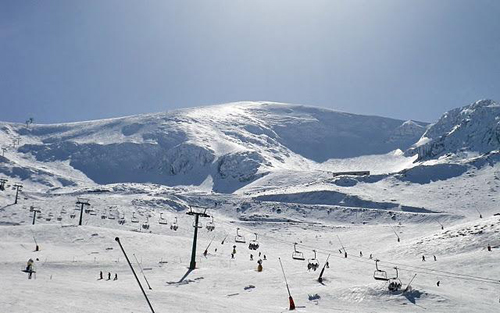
[[115, 237, 156, 313], [278, 257, 296, 310], [133, 254, 152, 290]]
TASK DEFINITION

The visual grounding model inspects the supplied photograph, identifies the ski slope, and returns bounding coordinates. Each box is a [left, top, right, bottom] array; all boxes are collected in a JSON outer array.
[[1, 100, 500, 312]]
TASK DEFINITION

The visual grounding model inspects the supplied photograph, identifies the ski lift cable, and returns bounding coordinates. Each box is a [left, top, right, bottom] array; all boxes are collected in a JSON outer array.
[[259, 232, 500, 286]]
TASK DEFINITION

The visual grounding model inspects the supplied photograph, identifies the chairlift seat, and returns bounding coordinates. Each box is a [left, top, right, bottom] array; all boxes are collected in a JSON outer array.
[[235, 235, 246, 243], [374, 270, 389, 281], [292, 252, 305, 261]]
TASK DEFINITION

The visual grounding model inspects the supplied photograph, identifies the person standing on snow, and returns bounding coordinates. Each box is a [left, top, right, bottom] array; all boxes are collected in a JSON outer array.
[[26, 259, 34, 272]]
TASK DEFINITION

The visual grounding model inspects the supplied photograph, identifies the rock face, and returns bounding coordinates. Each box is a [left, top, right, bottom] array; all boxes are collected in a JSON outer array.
[[1, 101, 429, 191], [408, 100, 500, 160]]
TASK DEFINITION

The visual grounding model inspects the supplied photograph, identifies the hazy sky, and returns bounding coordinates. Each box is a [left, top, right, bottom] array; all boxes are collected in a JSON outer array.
[[1, 0, 499, 124]]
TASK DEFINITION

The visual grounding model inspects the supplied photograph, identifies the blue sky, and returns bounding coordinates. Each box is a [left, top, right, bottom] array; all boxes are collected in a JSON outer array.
[[1, 0, 499, 123]]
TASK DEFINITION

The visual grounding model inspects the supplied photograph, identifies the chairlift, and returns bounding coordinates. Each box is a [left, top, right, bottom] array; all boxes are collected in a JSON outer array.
[[373, 259, 389, 281], [292, 242, 305, 261], [170, 217, 178, 231], [131, 212, 139, 223], [159, 213, 168, 225], [235, 227, 246, 243], [142, 217, 150, 230], [307, 249, 320, 271], [388, 267, 402, 292], [206, 216, 215, 232], [248, 233, 259, 250], [118, 214, 126, 225]]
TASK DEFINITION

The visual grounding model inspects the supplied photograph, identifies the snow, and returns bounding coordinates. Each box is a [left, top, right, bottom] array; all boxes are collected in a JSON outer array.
[[1, 100, 500, 312]]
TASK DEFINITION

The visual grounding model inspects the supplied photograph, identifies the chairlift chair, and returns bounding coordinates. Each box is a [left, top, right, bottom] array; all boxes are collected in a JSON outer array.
[[159, 213, 168, 225], [142, 217, 150, 230], [61, 208, 67, 214], [101, 210, 107, 220], [248, 233, 259, 250], [388, 267, 402, 292], [45, 216, 52, 221], [131, 212, 139, 223], [292, 243, 305, 261], [307, 249, 320, 271], [235, 227, 246, 243], [57, 216, 63, 221], [108, 211, 116, 220], [170, 217, 178, 231], [206, 216, 215, 231], [89, 209, 97, 216], [118, 214, 126, 225], [373, 259, 389, 281], [70, 213, 76, 219]]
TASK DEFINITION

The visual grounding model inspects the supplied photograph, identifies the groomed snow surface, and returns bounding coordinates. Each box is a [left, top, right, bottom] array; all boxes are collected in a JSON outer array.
[[0, 181, 499, 313]]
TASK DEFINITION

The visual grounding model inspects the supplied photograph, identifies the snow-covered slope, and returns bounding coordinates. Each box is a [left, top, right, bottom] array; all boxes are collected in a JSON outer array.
[[408, 99, 500, 160], [0, 102, 426, 192], [1, 100, 500, 312]]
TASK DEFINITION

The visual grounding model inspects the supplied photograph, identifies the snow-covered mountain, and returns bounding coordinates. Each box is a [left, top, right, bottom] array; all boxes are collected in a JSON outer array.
[[408, 99, 500, 160], [2, 100, 500, 313], [0, 102, 426, 192]]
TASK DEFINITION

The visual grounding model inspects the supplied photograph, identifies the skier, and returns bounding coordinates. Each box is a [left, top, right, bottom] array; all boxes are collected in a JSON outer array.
[[359, 251, 363, 257], [231, 253, 234, 259], [487, 245, 492, 252], [422, 255, 426, 261], [257, 259, 263, 272], [35, 245, 39, 252], [99, 271, 103, 280], [26, 259, 35, 279], [114, 273, 118, 281], [263, 255, 267, 260], [344, 251, 347, 258], [258, 252, 261, 257], [433, 255, 437, 261], [437, 281, 440, 287], [232, 245, 237, 255], [107, 272, 111, 280], [26, 259, 34, 272], [250, 254, 253, 261], [369, 254, 373, 260]]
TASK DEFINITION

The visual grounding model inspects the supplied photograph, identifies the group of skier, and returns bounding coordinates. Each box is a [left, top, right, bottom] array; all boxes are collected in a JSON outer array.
[[98, 271, 118, 281]]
